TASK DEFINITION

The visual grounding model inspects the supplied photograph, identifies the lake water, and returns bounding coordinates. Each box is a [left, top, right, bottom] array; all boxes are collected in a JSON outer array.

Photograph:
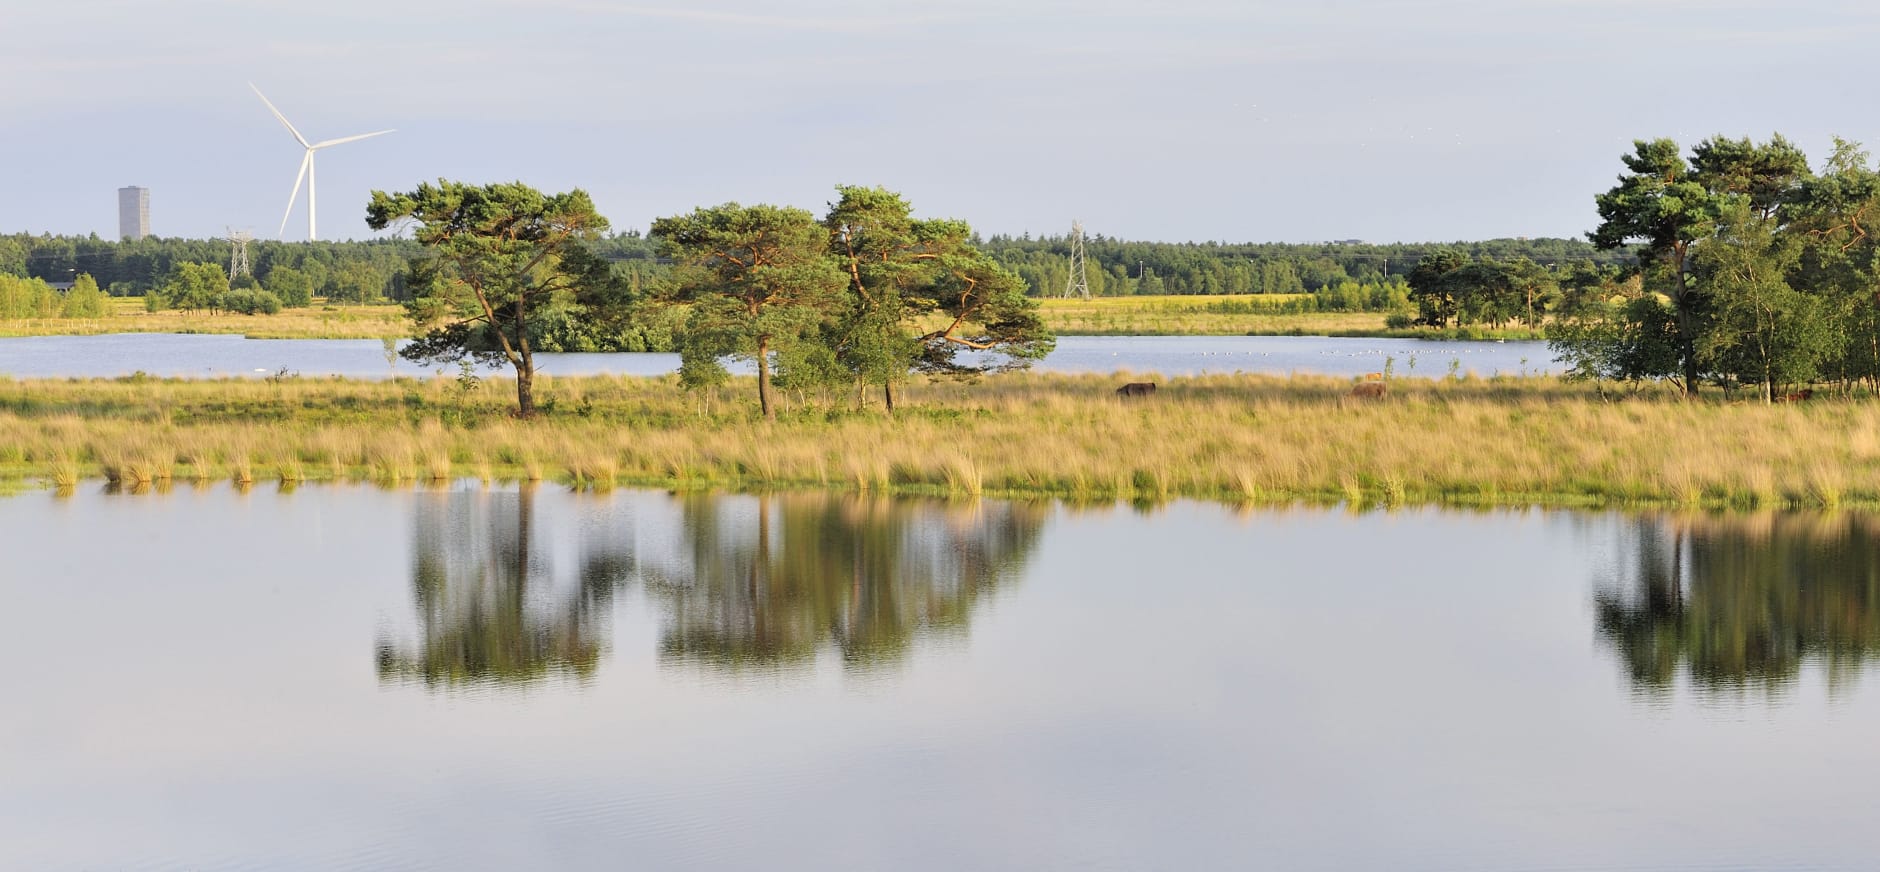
[[4, 486, 1878, 870], [0, 333, 1559, 380]]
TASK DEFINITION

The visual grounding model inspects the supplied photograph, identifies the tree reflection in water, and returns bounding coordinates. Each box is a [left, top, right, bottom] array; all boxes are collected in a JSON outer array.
[[1596, 513, 1880, 697], [642, 494, 1046, 672], [379, 489, 1047, 688], [376, 487, 634, 689]]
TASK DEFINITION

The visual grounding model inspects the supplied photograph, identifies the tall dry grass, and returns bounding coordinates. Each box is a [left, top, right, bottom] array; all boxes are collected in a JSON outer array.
[[0, 298, 409, 340], [2, 370, 1877, 509], [1035, 296, 1390, 337]]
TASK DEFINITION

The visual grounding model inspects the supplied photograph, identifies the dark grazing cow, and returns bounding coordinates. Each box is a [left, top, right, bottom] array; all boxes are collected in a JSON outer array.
[[1116, 382, 1157, 397], [1349, 381, 1387, 399]]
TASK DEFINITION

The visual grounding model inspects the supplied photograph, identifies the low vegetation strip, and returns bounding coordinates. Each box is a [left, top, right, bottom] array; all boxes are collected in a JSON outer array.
[[0, 298, 410, 340], [1, 372, 1874, 510], [0, 299, 1531, 341]]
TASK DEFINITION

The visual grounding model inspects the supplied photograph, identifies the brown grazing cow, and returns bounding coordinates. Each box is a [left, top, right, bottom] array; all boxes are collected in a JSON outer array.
[[1349, 381, 1387, 399], [1776, 388, 1815, 402], [1116, 382, 1157, 397]]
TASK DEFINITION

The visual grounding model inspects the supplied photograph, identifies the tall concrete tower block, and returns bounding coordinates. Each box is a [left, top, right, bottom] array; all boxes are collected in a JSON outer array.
[[118, 186, 149, 241]]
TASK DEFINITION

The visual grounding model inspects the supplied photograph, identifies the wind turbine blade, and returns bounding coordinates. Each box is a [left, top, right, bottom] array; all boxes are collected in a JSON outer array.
[[311, 129, 396, 149], [279, 151, 311, 240], [249, 83, 311, 148]]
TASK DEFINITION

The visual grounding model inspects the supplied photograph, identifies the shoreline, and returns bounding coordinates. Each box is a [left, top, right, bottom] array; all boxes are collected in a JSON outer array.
[[0, 299, 1543, 342], [1, 371, 1869, 512]]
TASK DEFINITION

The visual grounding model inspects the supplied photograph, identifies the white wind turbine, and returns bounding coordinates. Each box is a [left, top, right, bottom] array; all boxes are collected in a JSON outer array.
[[250, 83, 394, 241]]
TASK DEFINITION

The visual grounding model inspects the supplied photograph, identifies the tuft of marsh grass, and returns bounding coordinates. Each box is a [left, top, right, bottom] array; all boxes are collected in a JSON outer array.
[[1338, 475, 1363, 506], [277, 458, 305, 485], [942, 455, 984, 497], [1381, 475, 1407, 508], [49, 458, 79, 492]]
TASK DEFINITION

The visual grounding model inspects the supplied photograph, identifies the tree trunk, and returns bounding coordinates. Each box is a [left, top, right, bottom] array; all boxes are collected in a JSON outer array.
[[513, 290, 537, 417], [757, 335, 774, 420], [515, 360, 535, 418], [1673, 252, 1699, 397], [884, 380, 895, 414]]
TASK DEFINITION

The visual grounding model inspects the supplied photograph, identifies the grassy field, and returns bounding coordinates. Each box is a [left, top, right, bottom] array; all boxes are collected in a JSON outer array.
[[1, 370, 1874, 510], [0, 298, 409, 339], [1036, 295, 1544, 339], [1038, 295, 1379, 336], [0, 295, 1538, 340]]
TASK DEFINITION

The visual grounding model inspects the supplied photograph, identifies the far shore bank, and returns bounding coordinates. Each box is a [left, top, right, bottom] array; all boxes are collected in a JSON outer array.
[[0, 296, 1541, 342]]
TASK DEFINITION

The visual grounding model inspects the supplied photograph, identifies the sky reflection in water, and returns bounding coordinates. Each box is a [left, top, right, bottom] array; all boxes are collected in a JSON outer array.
[[4, 486, 1880, 870]]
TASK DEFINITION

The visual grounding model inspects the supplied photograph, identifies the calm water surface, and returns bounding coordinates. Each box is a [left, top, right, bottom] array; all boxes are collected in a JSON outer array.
[[3, 487, 1876, 870], [0, 333, 1558, 380]]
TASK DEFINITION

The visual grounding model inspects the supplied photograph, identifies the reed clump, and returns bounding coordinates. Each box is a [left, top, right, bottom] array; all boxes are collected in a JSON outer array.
[[5, 371, 1880, 509]]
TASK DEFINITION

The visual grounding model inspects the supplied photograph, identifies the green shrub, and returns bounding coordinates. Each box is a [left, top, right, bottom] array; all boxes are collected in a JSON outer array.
[[218, 288, 283, 315], [265, 265, 314, 308], [61, 274, 109, 318]]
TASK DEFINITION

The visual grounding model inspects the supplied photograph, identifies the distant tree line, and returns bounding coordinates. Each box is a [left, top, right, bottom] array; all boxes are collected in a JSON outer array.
[[1551, 134, 1880, 400], [1, 229, 1633, 304], [1401, 251, 1636, 331], [0, 230, 668, 345], [980, 234, 1634, 297], [0, 233, 420, 301]]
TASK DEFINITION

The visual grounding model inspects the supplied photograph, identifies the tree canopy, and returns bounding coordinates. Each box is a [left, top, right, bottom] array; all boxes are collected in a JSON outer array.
[[367, 180, 615, 417], [1555, 133, 1880, 400], [651, 188, 1056, 418], [822, 185, 1051, 409], [652, 202, 846, 420]]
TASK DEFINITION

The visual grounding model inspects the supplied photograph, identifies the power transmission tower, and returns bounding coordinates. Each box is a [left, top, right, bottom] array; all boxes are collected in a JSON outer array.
[[1063, 220, 1091, 299], [227, 228, 253, 280]]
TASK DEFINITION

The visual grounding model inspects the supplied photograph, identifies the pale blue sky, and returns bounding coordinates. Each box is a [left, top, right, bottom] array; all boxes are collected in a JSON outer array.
[[4, 0, 1875, 243]]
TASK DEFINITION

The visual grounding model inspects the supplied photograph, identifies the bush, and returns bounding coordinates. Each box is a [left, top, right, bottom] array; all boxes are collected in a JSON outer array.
[[218, 288, 283, 315], [61, 274, 109, 318], [265, 265, 314, 308], [161, 262, 229, 312], [324, 262, 385, 304]]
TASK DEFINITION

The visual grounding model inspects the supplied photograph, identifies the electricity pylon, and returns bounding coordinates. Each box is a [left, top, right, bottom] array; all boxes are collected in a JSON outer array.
[[228, 228, 253, 279], [1063, 220, 1091, 299]]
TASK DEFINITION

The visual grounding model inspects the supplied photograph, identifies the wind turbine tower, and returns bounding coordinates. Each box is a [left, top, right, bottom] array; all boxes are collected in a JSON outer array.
[[250, 83, 394, 242]]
